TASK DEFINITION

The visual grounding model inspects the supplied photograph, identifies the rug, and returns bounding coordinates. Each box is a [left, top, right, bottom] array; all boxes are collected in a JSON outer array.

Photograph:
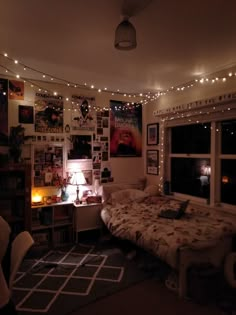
[[12, 241, 155, 315]]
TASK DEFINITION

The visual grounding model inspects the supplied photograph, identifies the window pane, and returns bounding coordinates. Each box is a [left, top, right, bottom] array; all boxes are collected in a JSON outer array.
[[171, 123, 211, 154], [221, 120, 236, 154], [221, 159, 236, 205], [171, 158, 210, 198]]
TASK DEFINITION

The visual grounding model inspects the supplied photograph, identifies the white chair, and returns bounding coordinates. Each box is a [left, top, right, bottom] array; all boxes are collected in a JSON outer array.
[[0, 231, 34, 314], [9, 231, 34, 291], [0, 265, 10, 309]]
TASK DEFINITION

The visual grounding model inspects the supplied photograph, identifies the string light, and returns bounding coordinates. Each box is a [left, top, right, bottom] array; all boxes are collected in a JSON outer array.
[[1, 51, 236, 107]]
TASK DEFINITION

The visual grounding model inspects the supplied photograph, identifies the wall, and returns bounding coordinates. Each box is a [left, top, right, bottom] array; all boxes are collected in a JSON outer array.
[[1, 75, 144, 191]]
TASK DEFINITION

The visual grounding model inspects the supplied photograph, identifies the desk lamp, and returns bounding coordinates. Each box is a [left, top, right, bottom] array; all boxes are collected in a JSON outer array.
[[70, 171, 86, 204]]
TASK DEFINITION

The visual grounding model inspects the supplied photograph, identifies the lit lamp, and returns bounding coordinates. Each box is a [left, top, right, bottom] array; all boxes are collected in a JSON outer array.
[[70, 171, 86, 204], [32, 192, 43, 206]]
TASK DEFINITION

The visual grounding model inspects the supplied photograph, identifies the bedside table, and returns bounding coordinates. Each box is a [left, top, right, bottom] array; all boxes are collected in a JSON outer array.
[[73, 203, 103, 243]]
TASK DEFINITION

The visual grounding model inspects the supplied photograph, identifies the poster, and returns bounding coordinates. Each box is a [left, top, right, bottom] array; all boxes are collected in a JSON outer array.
[[9, 80, 24, 100], [110, 100, 142, 157], [34, 93, 63, 133], [0, 78, 8, 145], [19, 105, 34, 124], [71, 95, 96, 131]]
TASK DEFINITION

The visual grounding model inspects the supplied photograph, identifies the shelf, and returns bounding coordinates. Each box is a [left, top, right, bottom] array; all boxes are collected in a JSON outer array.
[[30, 202, 74, 249], [31, 201, 73, 209], [32, 224, 53, 231], [0, 164, 31, 234]]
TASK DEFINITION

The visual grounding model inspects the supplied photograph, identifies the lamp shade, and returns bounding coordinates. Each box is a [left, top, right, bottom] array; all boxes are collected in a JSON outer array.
[[70, 171, 86, 186], [114, 19, 137, 50]]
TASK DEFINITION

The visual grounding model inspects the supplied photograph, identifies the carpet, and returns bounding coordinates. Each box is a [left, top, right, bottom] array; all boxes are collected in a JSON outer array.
[[12, 241, 155, 315]]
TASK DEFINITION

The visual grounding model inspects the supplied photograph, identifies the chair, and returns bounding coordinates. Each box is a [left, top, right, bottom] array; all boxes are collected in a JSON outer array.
[[9, 231, 34, 291], [0, 231, 34, 314], [0, 265, 10, 309]]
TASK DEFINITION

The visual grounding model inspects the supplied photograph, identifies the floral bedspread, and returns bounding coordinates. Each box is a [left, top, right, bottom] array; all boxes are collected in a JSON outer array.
[[101, 197, 236, 269]]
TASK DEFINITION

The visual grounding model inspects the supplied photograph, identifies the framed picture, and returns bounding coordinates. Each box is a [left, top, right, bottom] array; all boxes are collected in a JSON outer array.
[[146, 150, 159, 175], [18, 105, 34, 124], [68, 135, 92, 160], [147, 123, 159, 145]]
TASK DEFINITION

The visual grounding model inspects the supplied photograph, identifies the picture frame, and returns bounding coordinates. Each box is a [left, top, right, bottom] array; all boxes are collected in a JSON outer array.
[[18, 105, 34, 124], [146, 150, 159, 175], [68, 135, 92, 160], [147, 123, 159, 145]]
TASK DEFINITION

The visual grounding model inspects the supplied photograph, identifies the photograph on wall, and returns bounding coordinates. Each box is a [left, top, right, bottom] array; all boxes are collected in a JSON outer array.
[[147, 123, 159, 145], [34, 93, 63, 133], [68, 135, 92, 160], [110, 100, 142, 157], [0, 78, 8, 145], [147, 150, 159, 175], [71, 95, 96, 131], [18, 105, 34, 124], [33, 145, 63, 187], [9, 80, 24, 100]]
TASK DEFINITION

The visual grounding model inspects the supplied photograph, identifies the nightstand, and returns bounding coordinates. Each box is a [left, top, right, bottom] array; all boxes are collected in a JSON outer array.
[[73, 202, 103, 243]]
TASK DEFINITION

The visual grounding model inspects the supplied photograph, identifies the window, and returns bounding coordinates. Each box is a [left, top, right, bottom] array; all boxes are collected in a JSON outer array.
[[171, 123, 211, 154], [171, 158, 210, 199], [170, 123, 211, 200], [220, 119, 236, 206], [168, 117, 236, 209], [221, 120, 236, 154]]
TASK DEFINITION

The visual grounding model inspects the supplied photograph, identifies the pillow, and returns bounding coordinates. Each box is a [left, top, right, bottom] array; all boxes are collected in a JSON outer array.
[[103, 184, 130, 203], [110, 188, 148, 204], [144, 184, 159, 196]]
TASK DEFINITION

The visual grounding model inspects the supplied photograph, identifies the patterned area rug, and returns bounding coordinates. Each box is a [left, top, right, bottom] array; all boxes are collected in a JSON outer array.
[[12, 242, 155, 315]]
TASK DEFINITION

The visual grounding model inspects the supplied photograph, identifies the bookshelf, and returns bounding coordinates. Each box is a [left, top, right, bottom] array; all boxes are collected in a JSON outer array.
[[30, 201, 73, 248], [0, 164, 31, 235]]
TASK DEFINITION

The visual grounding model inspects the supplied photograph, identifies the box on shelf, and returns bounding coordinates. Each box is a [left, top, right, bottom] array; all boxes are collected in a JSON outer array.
[[86, 195, 102, 204]]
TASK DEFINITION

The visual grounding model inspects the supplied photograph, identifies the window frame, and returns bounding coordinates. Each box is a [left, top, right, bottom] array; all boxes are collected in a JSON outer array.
[[165, 106, 236, 213]]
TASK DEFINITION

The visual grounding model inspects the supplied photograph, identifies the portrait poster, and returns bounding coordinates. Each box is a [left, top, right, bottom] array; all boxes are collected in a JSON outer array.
[[71, 95, 96, 131], [9, 80, 24, 100], [19, 105, 34, 124], [34, 93, 63, 133], [0, 78, 8, 145], [110, 100, 142, 157]]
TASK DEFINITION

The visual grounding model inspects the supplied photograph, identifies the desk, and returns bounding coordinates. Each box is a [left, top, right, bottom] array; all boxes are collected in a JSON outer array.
[[73, 203, 103, 243]]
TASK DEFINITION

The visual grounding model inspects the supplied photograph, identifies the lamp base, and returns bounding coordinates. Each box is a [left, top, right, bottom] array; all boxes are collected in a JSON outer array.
[[74, 187, 80, 204], [74, 199, 81, 205]]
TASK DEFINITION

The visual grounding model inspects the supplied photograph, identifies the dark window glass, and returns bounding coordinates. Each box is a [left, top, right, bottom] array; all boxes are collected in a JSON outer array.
[[171, 158, 210, 198], [221, 120, 236, 154], [171, 123, 211, 154], [221, 159, 236, 205]]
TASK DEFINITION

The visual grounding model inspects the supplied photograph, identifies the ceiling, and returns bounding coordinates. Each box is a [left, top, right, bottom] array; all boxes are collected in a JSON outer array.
[[0, 0, 236, 95]]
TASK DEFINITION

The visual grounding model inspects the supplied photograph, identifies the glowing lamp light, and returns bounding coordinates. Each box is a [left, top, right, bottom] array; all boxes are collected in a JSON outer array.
[[32, 193, 42, 205]]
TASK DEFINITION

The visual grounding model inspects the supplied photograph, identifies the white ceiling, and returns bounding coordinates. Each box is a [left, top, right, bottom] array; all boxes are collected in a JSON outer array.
[[0, 0, 236, 95]]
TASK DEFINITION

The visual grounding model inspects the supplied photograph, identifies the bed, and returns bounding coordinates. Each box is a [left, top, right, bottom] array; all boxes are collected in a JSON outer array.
[[101, 185, 236, 297]]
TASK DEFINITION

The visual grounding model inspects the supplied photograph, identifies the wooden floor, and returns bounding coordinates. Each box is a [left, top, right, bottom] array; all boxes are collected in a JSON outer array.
[[70, 277, 224, 315]]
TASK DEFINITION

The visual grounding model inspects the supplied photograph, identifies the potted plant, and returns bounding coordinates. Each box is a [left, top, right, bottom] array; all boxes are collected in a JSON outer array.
[[8, 125, 25, 163]]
